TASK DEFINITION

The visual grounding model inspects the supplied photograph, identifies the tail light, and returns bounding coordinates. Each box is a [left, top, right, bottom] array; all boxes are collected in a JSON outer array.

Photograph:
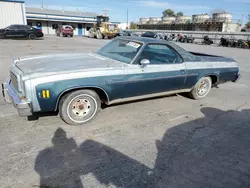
[[37, 29, 42, 33]]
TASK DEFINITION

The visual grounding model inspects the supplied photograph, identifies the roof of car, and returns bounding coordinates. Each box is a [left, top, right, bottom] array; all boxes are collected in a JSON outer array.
[[117, 36, 199, 62]]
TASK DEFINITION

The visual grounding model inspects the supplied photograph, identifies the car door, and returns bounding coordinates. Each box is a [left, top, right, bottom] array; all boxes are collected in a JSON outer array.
[[5, 25, 19, 37], [123, 43, 187, 98], [17, 25, 28, 37]]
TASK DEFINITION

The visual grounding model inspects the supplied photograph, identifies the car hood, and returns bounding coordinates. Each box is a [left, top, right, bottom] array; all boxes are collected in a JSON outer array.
[[15, 53, 124, 76]]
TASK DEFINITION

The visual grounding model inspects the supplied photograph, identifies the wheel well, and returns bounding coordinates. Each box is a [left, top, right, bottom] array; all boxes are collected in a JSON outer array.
[[56, 87, 109, 111], [207, 75, 219, 85], [208, 75, 218, 85]]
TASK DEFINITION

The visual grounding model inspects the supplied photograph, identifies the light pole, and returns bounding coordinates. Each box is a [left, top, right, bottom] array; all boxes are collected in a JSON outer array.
[[241, 14, 244, 25], [127, 9, 129, 29]]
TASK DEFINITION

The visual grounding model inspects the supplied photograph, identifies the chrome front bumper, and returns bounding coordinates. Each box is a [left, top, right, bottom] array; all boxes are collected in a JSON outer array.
[[2, 80, 32, 117]]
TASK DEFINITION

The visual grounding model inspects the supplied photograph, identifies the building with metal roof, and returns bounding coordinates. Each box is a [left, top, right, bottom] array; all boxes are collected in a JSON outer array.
[[0, 0, 26, 28], [25, 7, 98, 36], [0, 0, 102, 36]]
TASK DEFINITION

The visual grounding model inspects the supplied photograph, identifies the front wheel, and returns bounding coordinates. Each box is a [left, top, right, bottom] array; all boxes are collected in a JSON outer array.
[[189, 77, 212, 100], [59, 90, 101, 125], [96, 30, 103, 39]]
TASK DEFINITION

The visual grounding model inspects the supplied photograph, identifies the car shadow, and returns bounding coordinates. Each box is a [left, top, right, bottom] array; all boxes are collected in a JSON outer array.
[[0, 37, 44, 40], [27, 111, 59, 121], [34, 107, 250, 188]]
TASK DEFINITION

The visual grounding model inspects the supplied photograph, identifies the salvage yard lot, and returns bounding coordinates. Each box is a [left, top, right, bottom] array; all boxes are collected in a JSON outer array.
[[0, 36, 250, 188]]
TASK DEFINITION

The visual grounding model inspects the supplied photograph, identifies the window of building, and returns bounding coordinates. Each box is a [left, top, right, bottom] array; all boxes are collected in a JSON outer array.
[[52, 24, 59, 29], [36, 22, 42, 27], [86, 26, 91, 31], [27, 22, 32, 26]]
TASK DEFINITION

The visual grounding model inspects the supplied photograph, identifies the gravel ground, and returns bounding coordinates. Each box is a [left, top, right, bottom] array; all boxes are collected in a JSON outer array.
[[0, 36, 250, 188]]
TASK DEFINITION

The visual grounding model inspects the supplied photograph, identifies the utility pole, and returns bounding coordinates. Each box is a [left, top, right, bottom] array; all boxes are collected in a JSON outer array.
[[241, 14, 244, 25], [41, 0, 44, 9], [127, 8, 129, 29]]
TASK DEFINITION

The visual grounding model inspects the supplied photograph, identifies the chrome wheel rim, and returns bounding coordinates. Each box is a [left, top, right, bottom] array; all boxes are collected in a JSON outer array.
[[197, 80, 209, 96]]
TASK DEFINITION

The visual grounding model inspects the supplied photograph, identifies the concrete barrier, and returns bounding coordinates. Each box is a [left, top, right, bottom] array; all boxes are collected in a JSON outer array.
[[129, 29, 250, 43]]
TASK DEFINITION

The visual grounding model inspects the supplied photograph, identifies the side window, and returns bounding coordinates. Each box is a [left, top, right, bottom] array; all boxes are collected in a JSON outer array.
[[9, 25, 18, 30], [18, 25, 28, 30], [136, 44, 183, 65]]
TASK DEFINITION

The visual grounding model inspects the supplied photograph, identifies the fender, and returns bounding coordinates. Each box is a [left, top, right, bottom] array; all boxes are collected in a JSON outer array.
[[54, 86, 110, 111]]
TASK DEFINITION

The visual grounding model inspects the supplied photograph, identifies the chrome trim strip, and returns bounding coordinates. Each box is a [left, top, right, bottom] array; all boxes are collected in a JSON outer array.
[[108, 89, 191, 105], [108, 74, 191, 85]]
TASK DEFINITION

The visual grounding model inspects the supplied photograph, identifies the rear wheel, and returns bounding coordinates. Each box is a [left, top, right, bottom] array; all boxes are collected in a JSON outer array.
[[29, 34, 37, 40], [59, 90, 101, 125], [189, 77, 212, 100]]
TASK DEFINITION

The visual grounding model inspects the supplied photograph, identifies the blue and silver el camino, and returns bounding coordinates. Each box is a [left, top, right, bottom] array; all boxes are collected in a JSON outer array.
[[2, 37, 240, 125]]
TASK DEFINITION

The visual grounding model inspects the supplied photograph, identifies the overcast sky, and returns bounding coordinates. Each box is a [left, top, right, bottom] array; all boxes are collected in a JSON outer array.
[[25, 0, 250, 24]]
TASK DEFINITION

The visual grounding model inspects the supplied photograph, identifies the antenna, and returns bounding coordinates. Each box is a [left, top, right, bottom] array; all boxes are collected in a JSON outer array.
[[127, 8, 129, 28], [102, 9, 110, 16]]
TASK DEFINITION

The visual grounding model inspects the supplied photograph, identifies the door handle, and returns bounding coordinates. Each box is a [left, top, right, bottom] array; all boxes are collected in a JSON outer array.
[[180, 69, 186, 73]]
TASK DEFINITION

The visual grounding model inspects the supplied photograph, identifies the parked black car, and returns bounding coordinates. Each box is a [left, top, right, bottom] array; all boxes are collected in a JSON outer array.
[[0, 24, 44, 40]]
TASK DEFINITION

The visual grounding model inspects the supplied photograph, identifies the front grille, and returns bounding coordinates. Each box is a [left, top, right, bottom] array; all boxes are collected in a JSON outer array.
[[10, 71, 18, 91]]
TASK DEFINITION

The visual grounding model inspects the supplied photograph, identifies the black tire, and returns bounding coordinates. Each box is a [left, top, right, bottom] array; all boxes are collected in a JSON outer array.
[[70, 35, 73, 37], [29, 34, 37, 40], [59, 90, 101, 125], [189, 77, 212, 100]]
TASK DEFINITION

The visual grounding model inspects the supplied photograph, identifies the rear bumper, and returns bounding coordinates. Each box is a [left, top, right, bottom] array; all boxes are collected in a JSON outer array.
[[233, 74, 242, 83], [35, 32, 44, 37], [62, 32, 73, 35], [2, 80, 32, 117]]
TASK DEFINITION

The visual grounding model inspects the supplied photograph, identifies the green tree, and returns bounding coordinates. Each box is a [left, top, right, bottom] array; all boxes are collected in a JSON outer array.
[[246, 22, 250, 28], [162, 9, 175, 17], [130, 22, 138, 29], [176, 12, 184, 17]]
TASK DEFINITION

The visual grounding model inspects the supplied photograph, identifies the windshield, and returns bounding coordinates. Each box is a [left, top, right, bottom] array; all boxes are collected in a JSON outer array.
[[96, 39, 143, 64]]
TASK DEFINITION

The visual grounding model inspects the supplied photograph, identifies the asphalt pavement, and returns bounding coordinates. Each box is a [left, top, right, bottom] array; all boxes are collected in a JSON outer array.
[[0, 36, 250, 188]]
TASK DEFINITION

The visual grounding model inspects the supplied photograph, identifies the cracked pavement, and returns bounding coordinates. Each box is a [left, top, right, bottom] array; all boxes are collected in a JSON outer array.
[[0, 36, 250, 188]]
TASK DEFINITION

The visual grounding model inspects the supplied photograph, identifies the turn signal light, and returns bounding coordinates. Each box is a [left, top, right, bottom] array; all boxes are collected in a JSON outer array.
[[42, 90, 50, 98]]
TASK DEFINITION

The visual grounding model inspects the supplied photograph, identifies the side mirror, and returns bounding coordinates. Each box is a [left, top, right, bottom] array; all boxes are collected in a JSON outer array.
[[140, 59, 150, 67]]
